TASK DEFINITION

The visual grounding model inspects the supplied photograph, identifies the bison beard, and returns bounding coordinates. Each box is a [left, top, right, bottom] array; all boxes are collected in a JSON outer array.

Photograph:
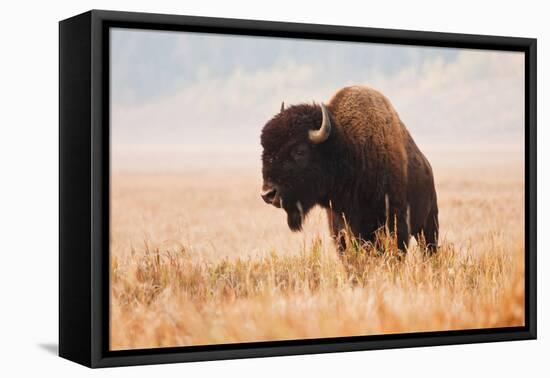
[[284, 201, 305, 231]]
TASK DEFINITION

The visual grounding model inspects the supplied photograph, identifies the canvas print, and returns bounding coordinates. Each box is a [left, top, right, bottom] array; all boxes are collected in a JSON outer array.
[[109, 28, 525, 350]]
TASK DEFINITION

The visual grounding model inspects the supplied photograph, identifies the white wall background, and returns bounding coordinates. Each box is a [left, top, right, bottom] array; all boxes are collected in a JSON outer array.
[[0, 0, 546, 376]]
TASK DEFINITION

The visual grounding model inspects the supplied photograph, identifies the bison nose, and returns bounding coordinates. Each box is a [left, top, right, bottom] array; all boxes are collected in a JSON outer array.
[[261, 187, 278, 204]]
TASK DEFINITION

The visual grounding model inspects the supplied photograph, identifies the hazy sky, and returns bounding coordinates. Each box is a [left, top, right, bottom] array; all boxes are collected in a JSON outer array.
[[110, 28, 524, 170]]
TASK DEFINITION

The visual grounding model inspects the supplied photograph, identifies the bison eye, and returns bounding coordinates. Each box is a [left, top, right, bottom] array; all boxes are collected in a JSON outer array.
[[291, 143, 310, 163]]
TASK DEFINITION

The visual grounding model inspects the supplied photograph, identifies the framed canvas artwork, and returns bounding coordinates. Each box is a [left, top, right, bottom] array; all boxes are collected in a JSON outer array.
[[59, 10, 536, 368]]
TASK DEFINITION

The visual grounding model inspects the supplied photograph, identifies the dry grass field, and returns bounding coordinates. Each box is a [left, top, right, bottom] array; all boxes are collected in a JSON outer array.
[[109, 151, 525, 350]]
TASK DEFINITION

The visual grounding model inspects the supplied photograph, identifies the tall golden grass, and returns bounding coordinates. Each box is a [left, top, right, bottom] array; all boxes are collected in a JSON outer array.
[[109, 158, 524, 350]]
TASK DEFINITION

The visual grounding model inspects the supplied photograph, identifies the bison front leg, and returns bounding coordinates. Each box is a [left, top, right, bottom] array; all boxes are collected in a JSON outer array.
[[326, 208, 347, 255]]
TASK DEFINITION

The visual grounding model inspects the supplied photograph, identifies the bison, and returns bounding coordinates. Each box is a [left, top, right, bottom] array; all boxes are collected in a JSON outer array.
[[260, 85, 438, 254]]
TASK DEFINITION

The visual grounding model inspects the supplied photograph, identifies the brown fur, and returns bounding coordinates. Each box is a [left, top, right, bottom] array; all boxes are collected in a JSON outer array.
[[260, 85, 438, 253]]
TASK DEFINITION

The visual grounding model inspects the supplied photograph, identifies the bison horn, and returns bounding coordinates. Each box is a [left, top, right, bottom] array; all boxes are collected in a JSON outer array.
[[309, 103, 332, 144], [280, 101, 285, 112]]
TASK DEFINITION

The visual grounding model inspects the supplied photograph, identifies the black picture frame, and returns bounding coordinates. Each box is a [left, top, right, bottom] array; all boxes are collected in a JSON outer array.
[[59, 9, 537, 368]]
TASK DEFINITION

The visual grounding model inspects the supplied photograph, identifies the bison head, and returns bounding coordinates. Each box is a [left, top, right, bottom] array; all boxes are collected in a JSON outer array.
[[260, 102, 334, 231]]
